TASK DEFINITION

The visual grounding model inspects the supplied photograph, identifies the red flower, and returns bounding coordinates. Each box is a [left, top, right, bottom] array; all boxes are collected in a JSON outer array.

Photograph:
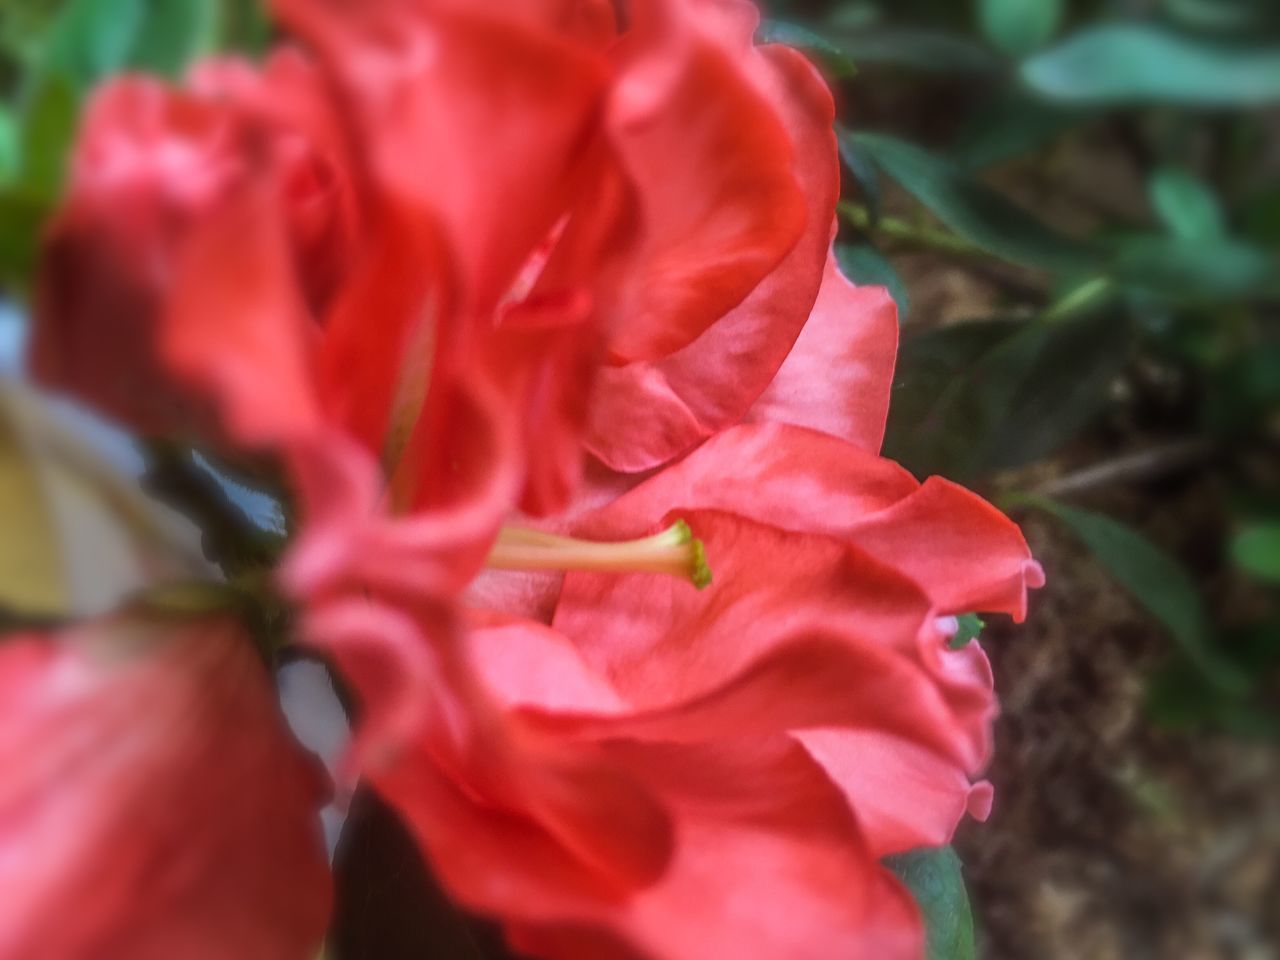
[[0, 614, 331, 959], [25, 0, 1045, 956]]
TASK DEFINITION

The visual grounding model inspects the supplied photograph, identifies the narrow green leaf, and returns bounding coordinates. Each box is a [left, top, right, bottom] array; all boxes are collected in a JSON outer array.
[[1149, 168, 1225, 240], [1024, 498, 1250, 693], [847, 131, 1099, 272], [837, 129, 883, 222], [758, 20, 857, 76], [820, 28, 999, 75], [1023, 25, 1280, 106], [836, 243, 909, 319], [979, 0, 1063, 56], [1232, 524, 1280, 583], [884, 847, 976, 960]]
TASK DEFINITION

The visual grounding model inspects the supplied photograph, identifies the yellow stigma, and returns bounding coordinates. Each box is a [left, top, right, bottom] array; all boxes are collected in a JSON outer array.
[[486, 520, 712, 588]]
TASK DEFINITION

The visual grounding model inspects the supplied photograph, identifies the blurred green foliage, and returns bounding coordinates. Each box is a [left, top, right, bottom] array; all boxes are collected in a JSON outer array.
[[767, 2, 1280, 945], [0, 0, 267, 288], [767, 0, 1280, 761]]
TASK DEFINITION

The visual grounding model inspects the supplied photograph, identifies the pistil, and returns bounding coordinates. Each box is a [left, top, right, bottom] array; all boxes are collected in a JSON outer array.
[[486, 520, 712, 588]]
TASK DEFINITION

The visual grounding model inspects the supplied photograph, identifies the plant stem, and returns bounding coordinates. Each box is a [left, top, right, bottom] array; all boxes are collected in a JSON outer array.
[[838, 201, 984, 257]]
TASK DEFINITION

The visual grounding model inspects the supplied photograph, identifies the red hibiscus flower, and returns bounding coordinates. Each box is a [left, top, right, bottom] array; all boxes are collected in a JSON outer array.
[[22, 0, 1044, 957]]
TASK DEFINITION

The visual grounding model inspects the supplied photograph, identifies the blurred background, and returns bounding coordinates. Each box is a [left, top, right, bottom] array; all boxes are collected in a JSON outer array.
[[1, 0, 1278, 957], [766, 0, 1280, 957]]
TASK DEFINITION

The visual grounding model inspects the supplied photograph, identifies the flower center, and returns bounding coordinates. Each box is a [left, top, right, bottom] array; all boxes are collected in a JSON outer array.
[[486, 520, 712, 588]]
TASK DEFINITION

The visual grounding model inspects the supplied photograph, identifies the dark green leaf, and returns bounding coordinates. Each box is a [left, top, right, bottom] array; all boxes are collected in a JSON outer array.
[[0, 189, 50, 288], [128, 0, 217, 78], [819, 28, 999, 74], [1204, 343, 1280, 435], [1112, 235, 1278, 301], [884, 847, 976, 960], [884, 311, 1131, 478], [1149, 168, 1225, 240], [1022, 25, 1280, 106], [1232, 524, 1280, 582], [847, 131, 1099, 272], [979, 0, 1063, 56], [837, 129, 883, 222], [758, 20, 857, 76], [836, 243, 909, 319], [952, 613, 985, 649], [1240, 182, 1280, 246], [950, 90, 1083, 169], [17, 73, 76, 201], [1025, 498, 1250, 693], [882, 318, 1020, 479]]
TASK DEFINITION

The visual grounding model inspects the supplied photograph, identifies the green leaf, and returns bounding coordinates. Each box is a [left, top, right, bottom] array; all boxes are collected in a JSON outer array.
[[952, 613, 985, 649], [42, 0, 145, 92], [884, 310, 1131, 479], [950, 90, 1083, 169], [979, 0, 1063, 56], [0, 189, 50, 289], [1232, 524, 1280, 582], [1024, 498, 1250, 693], [1149, 168, 1225, 240], [1022, 25, 1280, 106], [1162, 0, 1280, 36], [884, 847, 976, 960], [757, 20, 857, 76], [0, 110, 18, 185], [847, 131, 1099, 272], [818, 28, 999, 75], [128, 0, 217, 78], [17, 72, 77, 202], [1111, 235, 1278, 301], [837, 129, 883, 222], [0, 379, 211, 618], [836, 243, 909, 319]]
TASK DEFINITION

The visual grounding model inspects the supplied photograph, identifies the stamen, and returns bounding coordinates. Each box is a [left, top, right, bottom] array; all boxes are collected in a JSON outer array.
[[486, 520, 712, 588]]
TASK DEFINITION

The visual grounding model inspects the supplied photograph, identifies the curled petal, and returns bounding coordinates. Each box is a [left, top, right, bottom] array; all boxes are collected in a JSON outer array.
[[848, 477, 1046, 622], [601, 0, 805, 363], [588, 43, 838, 471]]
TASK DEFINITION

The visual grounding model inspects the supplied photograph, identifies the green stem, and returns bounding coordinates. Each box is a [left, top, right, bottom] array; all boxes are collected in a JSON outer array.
[[1041, 276, 1115, 324], [838, 201, 985, 257]]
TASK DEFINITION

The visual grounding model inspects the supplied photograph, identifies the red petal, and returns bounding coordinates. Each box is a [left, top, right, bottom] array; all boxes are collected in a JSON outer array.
[[600, 1, 806, 363], [745, 253, 899, 453], [848, 477, 1046, 622], [163, 179, 322, 448], [523, 737, 924, 960], [587, 43, 838, 471], [0, 618, 331, 959]]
